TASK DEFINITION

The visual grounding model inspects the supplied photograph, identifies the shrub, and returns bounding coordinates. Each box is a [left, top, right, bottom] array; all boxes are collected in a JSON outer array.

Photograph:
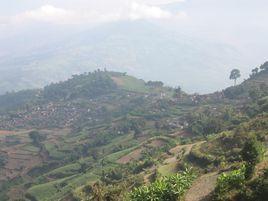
[[241, 137, 264, 179], [101, 168, 124, 184], [129, 168, 196, 201], [241, 138, 264, 165], [131, 159, 154, 174], [237, 168, 268, 201], [213, 166, 246, 201], [25, 193, 38, 201], [251, 168, 268, 201], [188, 146, 215, 167]]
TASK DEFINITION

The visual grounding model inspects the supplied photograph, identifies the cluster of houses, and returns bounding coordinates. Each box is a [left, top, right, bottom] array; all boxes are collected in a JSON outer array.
[[0, 102, 90, 129]]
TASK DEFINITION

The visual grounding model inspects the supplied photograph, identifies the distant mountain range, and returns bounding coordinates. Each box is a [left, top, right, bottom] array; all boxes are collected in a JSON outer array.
[[0, 21, 245, 94]]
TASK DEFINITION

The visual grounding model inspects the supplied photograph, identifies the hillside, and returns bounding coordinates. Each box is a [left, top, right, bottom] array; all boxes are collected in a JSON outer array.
[[223, 62, 268, 100], [0, 65, 267, 201]]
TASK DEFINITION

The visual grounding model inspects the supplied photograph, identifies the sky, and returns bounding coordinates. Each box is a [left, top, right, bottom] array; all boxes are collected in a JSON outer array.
[[1, 0, 267, 45], [1, 0, 268, 59], [0, 0, 186, 25]]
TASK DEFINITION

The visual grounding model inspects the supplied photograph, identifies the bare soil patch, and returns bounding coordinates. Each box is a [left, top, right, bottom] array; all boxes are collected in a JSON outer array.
[[111, 76, 124, 86], [2, 145, 42, 180], [170, 141, 205, 156], [0, 130, 14, 135], [148, 139, 166, 148], [169, 130, 192, 138], [185, 172, 218, 201], [117, 148, 143, 164]]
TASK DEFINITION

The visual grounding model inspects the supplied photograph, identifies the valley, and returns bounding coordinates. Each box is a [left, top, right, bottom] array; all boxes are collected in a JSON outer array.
[[0, 66, 267, 201]]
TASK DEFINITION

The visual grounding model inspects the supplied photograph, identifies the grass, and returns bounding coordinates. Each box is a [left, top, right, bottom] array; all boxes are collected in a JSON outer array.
[[28, 177, 71, 201], [46, 163, 81, 178], [59, 143, 75, 152], [102, 134, 139, 153], [28, 172, 99, 201], [64, 131, 91, 143], [158, 161, 178, 176], [44, 143, 66, 159], [104, 146, 139, 163], [69, 172, 99, 187], [111, 74, 149, 93], [21, 144, 40, 153]]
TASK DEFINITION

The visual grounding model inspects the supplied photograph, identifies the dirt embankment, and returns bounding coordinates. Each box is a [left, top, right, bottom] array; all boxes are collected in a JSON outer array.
[[185, 172, 219, 201], [117, 138, 169, 164], [0, 130, 14, 135], [117, 148, 144, 164]]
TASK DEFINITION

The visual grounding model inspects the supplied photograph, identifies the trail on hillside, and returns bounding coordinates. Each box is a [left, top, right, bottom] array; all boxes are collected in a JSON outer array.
[[185, 172, 218, 201], [164, 141, 205, 164]]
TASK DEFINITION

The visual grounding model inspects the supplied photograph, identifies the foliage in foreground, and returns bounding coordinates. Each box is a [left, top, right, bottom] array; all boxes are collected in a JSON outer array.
[[241, 168, 268, 201], [213, 166, 246, 201], [129, 168, 196, 201], [214, 167, 268, 201]]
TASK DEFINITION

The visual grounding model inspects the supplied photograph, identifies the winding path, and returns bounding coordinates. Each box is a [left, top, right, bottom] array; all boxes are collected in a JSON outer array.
[[185, 172, 218, 201]]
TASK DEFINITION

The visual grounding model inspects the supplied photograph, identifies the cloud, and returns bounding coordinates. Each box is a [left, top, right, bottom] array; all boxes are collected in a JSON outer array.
[[5, 1, 186, 25], [146, 0, 186, 5], [129, 2, 172, 20], [24, 5, 70, 20], [0, 16, 10, 26], [13, 5, 77, 24]]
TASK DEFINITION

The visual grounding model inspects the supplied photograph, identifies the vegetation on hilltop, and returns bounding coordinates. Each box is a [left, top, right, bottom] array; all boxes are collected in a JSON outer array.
[[44, 71, 117, 101]]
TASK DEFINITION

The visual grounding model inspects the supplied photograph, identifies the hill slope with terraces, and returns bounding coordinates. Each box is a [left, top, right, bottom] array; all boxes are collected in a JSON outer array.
[[0, 65, 267, 201]]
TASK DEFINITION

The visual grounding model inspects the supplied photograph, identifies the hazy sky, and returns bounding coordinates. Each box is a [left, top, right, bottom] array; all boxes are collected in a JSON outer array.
[[0, 0, 185, 25], [0, 0, 267, 91], [1, 0, 267, 56], [0, 1, 267, 58], [1, 0, 267, 42]]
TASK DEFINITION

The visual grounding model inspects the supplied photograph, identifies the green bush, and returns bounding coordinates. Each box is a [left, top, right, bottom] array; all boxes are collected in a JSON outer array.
[[241, 137, 264, 179], [131, 158, 155, 174], [129, 168, 196, 201], [251, 168, 268, 201], [237, 168, 268, 201], [188, 145, 215, 167], [213, 166, 246, 201]]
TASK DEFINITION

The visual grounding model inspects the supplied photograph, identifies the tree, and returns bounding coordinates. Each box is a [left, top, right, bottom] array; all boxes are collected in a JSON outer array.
[[229, 69, 241, 86], [174, 86, 182, 99], [130, 119, 145, 139], [29, 131, 45, 146], [249, 87, 261, 102], [251, 67, 259, 76], [146, 81, 164, 88], [260, 61, 268, 71], [241, 137, 264, 179]]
